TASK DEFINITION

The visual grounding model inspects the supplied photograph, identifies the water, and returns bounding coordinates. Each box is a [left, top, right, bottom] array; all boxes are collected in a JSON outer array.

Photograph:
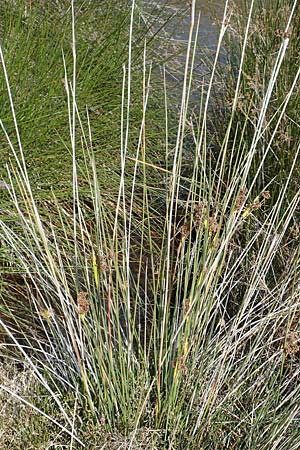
[[140, 1, 227, 104], [144, 1, 224, 46]]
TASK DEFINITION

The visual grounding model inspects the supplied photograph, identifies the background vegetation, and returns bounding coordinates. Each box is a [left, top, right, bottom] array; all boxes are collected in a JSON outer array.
[[0, 0, 167, 200]]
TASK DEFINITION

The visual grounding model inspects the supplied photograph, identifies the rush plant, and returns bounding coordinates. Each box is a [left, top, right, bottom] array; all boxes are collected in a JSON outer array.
[[0, 1, 299, 448]]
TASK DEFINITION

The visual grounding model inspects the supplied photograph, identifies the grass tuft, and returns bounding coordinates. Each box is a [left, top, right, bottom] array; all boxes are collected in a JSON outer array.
[[0, 0, 300, 448]]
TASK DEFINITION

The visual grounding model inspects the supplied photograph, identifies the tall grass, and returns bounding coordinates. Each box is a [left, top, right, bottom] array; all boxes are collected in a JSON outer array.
[[0, 0, 300, 448], [222, 0, 300, 203]]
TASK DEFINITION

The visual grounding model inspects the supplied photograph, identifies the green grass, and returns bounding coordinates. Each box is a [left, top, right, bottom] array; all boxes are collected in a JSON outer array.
[[0, 0, 300, 449], [0, 0, 168, 202]]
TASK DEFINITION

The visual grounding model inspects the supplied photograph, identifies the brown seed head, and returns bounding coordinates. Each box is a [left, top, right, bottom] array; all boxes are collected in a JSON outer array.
[[78, 292, 90, 316], [99, 256, 108, 272], [251, 201, 261, 210], [209, 216, 218, 234], [194, 201, 206, 227], [108, 249, 115, 261], [284, 331, 300, 357], [235, 188, 247, 211], [181, 222, 190, 238], [261, 191, 271, 200]]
